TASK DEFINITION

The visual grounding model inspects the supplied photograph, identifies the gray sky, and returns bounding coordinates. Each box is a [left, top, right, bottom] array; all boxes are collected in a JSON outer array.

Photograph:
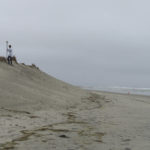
[[0, 0, 150, 88]]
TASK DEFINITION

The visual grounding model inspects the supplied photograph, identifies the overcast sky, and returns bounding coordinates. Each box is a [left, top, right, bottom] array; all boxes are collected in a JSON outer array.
[[0, 0, 150, 88]]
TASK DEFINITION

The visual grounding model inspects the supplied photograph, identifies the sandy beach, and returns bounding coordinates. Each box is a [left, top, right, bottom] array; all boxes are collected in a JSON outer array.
[[0, 61, 150, 150]]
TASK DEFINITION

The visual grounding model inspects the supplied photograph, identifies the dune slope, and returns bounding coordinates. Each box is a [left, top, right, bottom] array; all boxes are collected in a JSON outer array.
[[0, 61, 86, 111], [0, 60, 107, 150], [1, 60, 149, 150]]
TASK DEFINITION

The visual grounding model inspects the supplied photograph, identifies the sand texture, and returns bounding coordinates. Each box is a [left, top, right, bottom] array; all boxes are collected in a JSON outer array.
[[0, 61, 150, 150]]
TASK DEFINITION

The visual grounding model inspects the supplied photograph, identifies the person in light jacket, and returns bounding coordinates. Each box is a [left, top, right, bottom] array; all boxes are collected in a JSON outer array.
[[7, 45, 13, 65]]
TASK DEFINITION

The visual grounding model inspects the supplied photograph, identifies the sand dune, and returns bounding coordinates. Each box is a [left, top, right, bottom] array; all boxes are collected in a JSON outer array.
[[0, 60, 150, 150], [0, 60, 105, 150], [0, 60, 86, 111]]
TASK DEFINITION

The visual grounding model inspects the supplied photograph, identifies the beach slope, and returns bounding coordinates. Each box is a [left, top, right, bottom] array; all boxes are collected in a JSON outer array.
[[0, 61, 150, 150]]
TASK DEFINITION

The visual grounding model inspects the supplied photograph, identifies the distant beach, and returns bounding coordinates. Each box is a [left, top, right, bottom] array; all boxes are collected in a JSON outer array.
[[83, 86, 150, 96]]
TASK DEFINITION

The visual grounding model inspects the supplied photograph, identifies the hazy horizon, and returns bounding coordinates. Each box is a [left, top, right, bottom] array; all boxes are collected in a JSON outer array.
[[1, 0, 150, 88]]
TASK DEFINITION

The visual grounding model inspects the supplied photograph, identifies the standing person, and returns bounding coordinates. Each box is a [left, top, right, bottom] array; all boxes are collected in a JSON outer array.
[[7, 45, 13, 65]]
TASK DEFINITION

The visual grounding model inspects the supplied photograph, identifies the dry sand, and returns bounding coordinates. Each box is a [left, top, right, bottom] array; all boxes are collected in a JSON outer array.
[[0, 61, 150, 150]]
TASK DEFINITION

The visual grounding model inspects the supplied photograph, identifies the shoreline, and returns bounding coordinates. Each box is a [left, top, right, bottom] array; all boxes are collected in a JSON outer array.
[[81, 86, 150, 96], [87, 89, 150, 98]]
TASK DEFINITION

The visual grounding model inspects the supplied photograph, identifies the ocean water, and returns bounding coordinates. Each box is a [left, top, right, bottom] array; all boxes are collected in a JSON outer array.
[[83, 86, 150, 96]]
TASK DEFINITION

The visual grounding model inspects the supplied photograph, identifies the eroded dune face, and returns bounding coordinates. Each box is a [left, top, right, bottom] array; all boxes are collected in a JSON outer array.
[[0, 60, 86, 111], [0, 59, 108, 150]]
